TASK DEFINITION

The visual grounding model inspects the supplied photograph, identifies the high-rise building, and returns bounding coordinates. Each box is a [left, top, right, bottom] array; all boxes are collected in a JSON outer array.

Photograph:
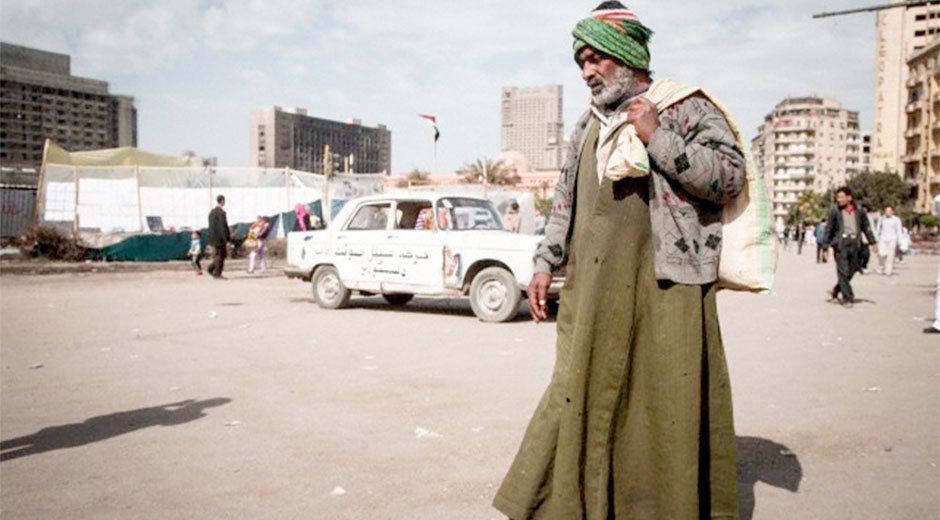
[[0, 42, 137, 178], [903, 36, 939, 214], [752, 96, 863, 224], [872, 3, 940, 173], [500, 85, 564, 171], [250, 106, 391, 174], [861, 131, 873, 173]]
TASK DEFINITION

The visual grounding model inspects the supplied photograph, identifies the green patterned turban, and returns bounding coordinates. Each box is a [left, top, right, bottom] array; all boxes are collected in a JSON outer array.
[[573, 1, 653, 71]]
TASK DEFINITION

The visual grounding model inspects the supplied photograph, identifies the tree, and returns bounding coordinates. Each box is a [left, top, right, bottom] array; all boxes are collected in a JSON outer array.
[[533, 180, 554, 218], [787, 190, 827, 224], [457, 158, 520, 186], [844, 171, 914, 213], [395, 169, 433, 188]]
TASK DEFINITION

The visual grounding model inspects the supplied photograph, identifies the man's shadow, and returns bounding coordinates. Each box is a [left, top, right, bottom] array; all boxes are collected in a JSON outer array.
[[0, 398, 231, 462], [737, 436, 802, 520]]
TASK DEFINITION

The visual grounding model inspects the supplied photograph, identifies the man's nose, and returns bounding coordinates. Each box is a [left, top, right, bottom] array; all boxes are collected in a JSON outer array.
[[581, 64, 594, 81]]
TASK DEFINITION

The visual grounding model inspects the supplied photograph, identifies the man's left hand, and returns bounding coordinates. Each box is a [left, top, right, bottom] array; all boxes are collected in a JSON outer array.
[[627, 97, 660, 144]]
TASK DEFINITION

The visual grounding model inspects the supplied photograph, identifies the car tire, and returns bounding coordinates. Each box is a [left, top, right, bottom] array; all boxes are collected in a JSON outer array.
[[312, 266, 350, 309], [469, 267, 521, 323], [382, 293, 414, 306]]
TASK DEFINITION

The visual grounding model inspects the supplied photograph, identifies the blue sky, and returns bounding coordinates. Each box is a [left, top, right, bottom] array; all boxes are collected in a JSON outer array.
[[1, 1, 875, 173]]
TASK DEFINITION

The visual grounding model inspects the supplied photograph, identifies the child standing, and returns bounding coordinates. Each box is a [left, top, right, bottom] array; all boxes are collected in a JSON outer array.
[[189, 231, 203, 275], [246, 216, 271, 274]]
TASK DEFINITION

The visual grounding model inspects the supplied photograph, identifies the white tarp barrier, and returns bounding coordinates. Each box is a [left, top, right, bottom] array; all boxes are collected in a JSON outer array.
[[39, 165, 386, 233]]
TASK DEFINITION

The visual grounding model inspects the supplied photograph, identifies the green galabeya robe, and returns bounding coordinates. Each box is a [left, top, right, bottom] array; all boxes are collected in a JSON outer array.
[[494, 121, 739, 520]]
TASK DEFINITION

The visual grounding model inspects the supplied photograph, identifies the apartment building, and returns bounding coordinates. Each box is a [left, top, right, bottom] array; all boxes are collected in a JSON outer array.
[[903, 36, 939, 213], [752, 96, 863, 224], [500, 85, 564, 171], [872, 2, 940, 173], [250, 106, 391, 174], [0, 42, 137, 180]]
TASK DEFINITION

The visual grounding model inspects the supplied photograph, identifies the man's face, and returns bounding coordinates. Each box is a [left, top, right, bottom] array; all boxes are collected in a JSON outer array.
[[835, 191, 851, 208], [577, 47, 635, 106], [884, 207, 894, 217]]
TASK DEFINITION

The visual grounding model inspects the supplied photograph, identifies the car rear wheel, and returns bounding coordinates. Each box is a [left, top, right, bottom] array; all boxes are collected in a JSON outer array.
[[382, 293, 414, 306], [469, 267, 521, 323], [312, 266, 350, 309]]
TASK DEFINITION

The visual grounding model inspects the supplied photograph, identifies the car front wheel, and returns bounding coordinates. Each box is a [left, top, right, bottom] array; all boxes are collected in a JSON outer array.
[[469, 267, 521, 323], [312, 266, 350, 309]]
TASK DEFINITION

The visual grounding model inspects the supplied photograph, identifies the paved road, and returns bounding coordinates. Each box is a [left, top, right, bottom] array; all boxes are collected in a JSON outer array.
[[1, 251, 937, 519]]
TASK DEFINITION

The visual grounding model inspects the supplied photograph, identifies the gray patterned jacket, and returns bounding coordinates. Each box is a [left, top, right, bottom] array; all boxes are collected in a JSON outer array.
[[534, 94, 745, 285]]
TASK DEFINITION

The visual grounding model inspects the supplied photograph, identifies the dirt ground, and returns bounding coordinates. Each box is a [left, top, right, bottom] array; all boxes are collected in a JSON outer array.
[[1, 250, 938, 519]]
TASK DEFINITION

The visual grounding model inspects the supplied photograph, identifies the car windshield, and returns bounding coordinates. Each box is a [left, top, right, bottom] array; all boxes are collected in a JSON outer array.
[[436, 197, 504, 231]]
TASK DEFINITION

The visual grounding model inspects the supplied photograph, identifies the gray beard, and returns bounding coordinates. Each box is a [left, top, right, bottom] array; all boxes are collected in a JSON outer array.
[[591, 66, 637, 108]]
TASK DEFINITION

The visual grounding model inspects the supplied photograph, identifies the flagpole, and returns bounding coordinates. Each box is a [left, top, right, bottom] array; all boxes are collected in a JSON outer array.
[[433, 138, 437, 175]]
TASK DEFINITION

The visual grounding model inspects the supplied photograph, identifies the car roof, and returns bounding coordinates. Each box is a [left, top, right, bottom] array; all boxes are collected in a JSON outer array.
[[349, 191, 491, 203]]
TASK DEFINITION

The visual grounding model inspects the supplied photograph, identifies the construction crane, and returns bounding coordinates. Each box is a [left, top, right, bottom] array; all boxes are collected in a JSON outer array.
[[813, 0, 938, 19]]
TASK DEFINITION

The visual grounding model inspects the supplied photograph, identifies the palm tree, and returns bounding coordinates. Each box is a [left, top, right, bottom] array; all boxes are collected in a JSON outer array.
[[788, 190, 826, 225], [457, 158, 520, 186], [536, 180, 552, 199]]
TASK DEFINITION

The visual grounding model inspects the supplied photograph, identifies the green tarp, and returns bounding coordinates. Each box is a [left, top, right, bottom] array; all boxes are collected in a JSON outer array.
[[92, 231, 196, 262], [88, 203, 340, 262]]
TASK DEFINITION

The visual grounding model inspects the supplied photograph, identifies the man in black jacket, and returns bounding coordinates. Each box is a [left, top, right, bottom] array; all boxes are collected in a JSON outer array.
[[823, 187, 877, 307], [206, 195, 231, 279]]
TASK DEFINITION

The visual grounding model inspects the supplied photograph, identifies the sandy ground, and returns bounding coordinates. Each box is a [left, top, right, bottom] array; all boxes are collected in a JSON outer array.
[[1, 250, 938, 520]]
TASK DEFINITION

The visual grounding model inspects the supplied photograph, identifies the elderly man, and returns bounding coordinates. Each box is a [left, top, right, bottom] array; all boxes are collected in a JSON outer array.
[[493, 3, 745, 519]]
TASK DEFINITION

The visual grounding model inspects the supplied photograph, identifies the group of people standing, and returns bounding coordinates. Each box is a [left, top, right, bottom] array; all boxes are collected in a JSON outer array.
[[187, 194, 272, 279]]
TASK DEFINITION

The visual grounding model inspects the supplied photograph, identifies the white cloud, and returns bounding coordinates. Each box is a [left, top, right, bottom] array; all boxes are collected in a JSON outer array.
[[0, 0, 883, 171], [75, 2, 202, 72], [201, 0, 323, 51], [0, 0, 203, 74]]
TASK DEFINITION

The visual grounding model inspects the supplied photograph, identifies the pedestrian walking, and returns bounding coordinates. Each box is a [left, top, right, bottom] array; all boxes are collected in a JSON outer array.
[[815, 220, 828, 263], [206, 195, 231, 279], [898, 226, 911, 263], [925, 263, 940, 334], [824, 187, 877, 307], [494, 3, 745, 518], [876, 206, 902, 276], [796, 223, 805, 255], [188, 231, 203, 275]]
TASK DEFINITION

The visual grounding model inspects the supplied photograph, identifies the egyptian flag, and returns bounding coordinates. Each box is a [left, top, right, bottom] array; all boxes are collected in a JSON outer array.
[[418, 114, 440, 142]]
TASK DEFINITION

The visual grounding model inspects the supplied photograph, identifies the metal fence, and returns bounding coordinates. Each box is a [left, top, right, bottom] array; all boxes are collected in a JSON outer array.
[[0, 187, 36, 238]]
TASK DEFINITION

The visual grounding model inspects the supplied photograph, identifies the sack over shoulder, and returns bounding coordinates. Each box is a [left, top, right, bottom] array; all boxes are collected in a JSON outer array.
[[718, 165, 777, 293]]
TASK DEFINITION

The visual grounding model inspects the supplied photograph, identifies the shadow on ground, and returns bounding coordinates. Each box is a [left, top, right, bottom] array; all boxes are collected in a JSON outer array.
[[737, 436, 802, 520], [0, 398, 231, 462], [293, 295, 560, 324]]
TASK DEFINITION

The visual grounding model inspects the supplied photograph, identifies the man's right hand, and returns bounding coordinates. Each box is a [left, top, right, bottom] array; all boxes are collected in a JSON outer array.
[[527, 272, 552, 323]]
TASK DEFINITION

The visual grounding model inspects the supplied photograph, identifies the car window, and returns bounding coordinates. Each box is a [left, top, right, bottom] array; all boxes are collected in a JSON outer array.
[[346, 203, 391, 231], [394, 200, 434, 230], [436, 197, 503, 231]]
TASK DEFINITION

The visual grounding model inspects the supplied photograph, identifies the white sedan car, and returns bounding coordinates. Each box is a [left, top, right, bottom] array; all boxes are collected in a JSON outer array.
[[284, 192, 560, 322]]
